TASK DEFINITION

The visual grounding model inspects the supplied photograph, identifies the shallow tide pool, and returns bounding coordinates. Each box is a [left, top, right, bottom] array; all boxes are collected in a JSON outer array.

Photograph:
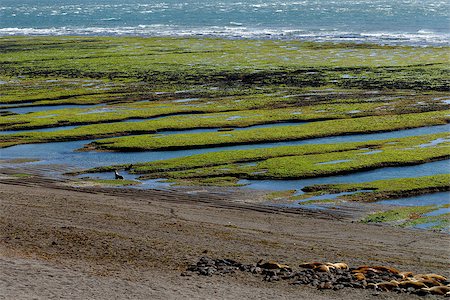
[[378, 192, 450, 207], [0, 103, 104, 114], [1, 124, 449, 171], [239, 160, 449, 195]]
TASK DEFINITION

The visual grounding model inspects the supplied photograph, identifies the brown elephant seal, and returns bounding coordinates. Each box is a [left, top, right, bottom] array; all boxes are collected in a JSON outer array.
[[299, 262, 324, 269], [257, 260, 290, 270], [421, 286, 450, 295], [398, 280, 427, 289], [352, 272, 366, 281], [326, 262, 349, 270]]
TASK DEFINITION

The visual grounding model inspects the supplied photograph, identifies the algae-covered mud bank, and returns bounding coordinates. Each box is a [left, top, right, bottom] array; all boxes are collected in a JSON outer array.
[[0, 36, 449, 232]]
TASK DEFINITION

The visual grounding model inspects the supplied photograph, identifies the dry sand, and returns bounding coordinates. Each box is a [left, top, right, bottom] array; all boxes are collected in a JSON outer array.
[[1, 172, 449, 299]]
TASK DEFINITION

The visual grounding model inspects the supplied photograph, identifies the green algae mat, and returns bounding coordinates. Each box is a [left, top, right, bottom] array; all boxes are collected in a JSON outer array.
[[1, 37, 449, 228]]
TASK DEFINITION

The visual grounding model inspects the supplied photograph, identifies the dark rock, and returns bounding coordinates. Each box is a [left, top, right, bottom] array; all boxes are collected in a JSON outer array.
[[185, 256, 449, 297], [250, 266, 262, 274], [336, 275, 351, 283], [221, 268, 234, 274], [198, 256, 215, 267], [318, 282, 333, 289], [239, 265, 251, 272], [344, 283, 354, 288], [206, 268, 215, 276], [270, 275, 279, 282], [186, 265, 197, 272], [413, 289, 429, 296], [196, 266, 216, 276], [263, 269, 278, 277], [223, 258, 240, 266], [264, 274, 279, 282], [304, 269, 315, 275], [311, 279, 320, 287], [281, 272, 296, 280]]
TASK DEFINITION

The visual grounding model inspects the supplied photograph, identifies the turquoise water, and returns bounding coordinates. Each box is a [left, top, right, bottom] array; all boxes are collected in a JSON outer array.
[[0, 0, 448, 45]]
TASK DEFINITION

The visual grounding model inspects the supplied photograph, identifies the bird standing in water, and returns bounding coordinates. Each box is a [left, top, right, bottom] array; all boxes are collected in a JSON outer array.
[[114, 170, 124, 180]]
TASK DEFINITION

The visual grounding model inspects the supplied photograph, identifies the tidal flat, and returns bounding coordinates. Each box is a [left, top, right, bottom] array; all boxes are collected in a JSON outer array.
[[0, 36, 449, 231]]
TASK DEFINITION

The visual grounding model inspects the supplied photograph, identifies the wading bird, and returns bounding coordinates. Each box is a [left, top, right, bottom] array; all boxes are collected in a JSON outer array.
[[114, 170, 124, 180]]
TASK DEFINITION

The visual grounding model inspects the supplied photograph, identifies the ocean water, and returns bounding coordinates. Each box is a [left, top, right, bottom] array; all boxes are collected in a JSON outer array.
[[0, 0, 449, 45]]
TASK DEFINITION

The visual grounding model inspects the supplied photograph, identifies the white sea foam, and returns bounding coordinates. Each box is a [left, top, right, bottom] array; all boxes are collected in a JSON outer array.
[[100, 18, 121, 21], [1, 0, 449, 46], [3, 25, 448, 46]]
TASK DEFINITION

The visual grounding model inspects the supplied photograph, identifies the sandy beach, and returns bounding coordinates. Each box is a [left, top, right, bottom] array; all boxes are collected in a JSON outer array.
[[1, 170, 449, 299]]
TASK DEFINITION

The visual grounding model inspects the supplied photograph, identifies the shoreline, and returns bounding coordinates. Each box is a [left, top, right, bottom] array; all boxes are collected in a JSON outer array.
[[1, 171, 449, 299], [0, 35, 449, 298], [1, 30, 449, 48]]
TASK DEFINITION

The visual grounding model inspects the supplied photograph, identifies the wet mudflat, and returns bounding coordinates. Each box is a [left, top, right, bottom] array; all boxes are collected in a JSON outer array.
[[0, 36, 449, 232]]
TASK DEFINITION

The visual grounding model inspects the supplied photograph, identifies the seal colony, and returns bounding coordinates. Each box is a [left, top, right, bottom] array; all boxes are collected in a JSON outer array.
[[1, 173, 450, 299], [185, 257, 450, 297]]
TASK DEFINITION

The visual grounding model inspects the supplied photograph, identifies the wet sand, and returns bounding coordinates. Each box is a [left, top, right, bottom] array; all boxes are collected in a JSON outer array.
[[1, 172, 449, 299]]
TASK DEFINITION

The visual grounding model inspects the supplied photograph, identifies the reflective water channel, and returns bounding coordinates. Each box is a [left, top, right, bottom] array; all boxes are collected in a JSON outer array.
[[1, 124, 449, 170], [1, 117, 449, 226]]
